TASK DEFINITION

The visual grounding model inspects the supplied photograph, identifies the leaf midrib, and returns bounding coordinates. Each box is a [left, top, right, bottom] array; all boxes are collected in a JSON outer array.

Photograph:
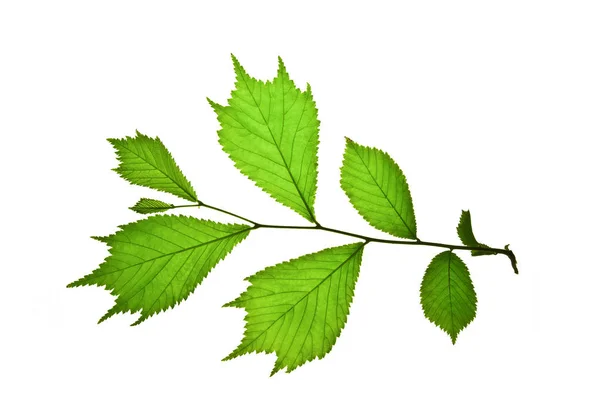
[[80, 226, 252, 282], [446, 252, 456, 340], [136, 206, 172, 211]]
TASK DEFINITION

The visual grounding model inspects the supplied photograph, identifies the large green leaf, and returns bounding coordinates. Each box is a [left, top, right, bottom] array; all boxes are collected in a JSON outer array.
[[224, 242, 365, 375], [420, 251, 477, 344], [457, 210, 497, 256], [108, 132, 198, 202], [208, 55, 319, 222], [68, 215, 251, 325], [129, 198, 175, 214], [340, 138, 417, 239]]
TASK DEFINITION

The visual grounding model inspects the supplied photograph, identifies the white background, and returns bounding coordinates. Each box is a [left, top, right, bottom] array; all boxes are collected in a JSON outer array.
[[1, 1, 599, 399]]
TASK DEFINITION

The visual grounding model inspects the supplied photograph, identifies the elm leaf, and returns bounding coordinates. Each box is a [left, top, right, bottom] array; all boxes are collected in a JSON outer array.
[[224, 242, 364, 375], [68, 215, 251, 325], [420, 250, 477, 344], [130, 198, 175, 214], [109, 132, 198, 202], [208, 55, 319, 222], [341, 138, 417, 239]]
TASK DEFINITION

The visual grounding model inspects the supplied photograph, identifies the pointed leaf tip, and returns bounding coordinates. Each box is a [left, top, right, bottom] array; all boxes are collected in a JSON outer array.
[[222, 299, 238, 308], [231, 54, 245, 76], [90, 235, 108, 243], [97, 309, 114, 324], [277, 56, 287, 75]]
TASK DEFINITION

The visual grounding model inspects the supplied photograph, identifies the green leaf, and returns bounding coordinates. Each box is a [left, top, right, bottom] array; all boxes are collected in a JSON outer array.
[[130, 198, 175, 214], [109, 131, 198, 202], [457, 210, 497, 256], [208, 55, 319, 222], [340, 138, 417, 239], [224, 242, 365, 375], [420, 250, 477, 344], [68, 215, 251, 325]]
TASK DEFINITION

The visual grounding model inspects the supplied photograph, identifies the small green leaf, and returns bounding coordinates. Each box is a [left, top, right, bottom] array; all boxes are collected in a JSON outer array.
[[457, 210, 497, 256], [420, 251, 477, 344], [109, 131, 198, 202], [224, 242, 365, 375], [209, 55, 319, 222], [68, 215, 251, 325], [130, 198, 175, 214], [340, 138, 417, 239]]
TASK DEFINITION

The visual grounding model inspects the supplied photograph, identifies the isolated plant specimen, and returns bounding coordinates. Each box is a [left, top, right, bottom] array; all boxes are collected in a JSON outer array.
[[68, 56, 518, 375]]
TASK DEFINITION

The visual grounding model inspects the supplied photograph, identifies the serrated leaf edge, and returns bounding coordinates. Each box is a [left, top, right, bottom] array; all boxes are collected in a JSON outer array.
[[207, 55, 320, 223], [67, 215, 252, 325], [223, 242, 365, 375], [341, 137, 417, 240], [420, 250, 477, 344], [108, 131, 198, 203]]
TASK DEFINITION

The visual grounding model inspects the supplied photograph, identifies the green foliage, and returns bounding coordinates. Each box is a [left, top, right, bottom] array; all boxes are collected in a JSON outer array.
[[109, 132, 198, 202], [341, 138, 417, 239], [68, 215, 251, 325], [420, 251, 477, 344], [224, 243, 364, 375], [130, 198, 175, 214], [457, 210, 497, 256], [208, 55, 319, 222], [70, 56, 517, 375]]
